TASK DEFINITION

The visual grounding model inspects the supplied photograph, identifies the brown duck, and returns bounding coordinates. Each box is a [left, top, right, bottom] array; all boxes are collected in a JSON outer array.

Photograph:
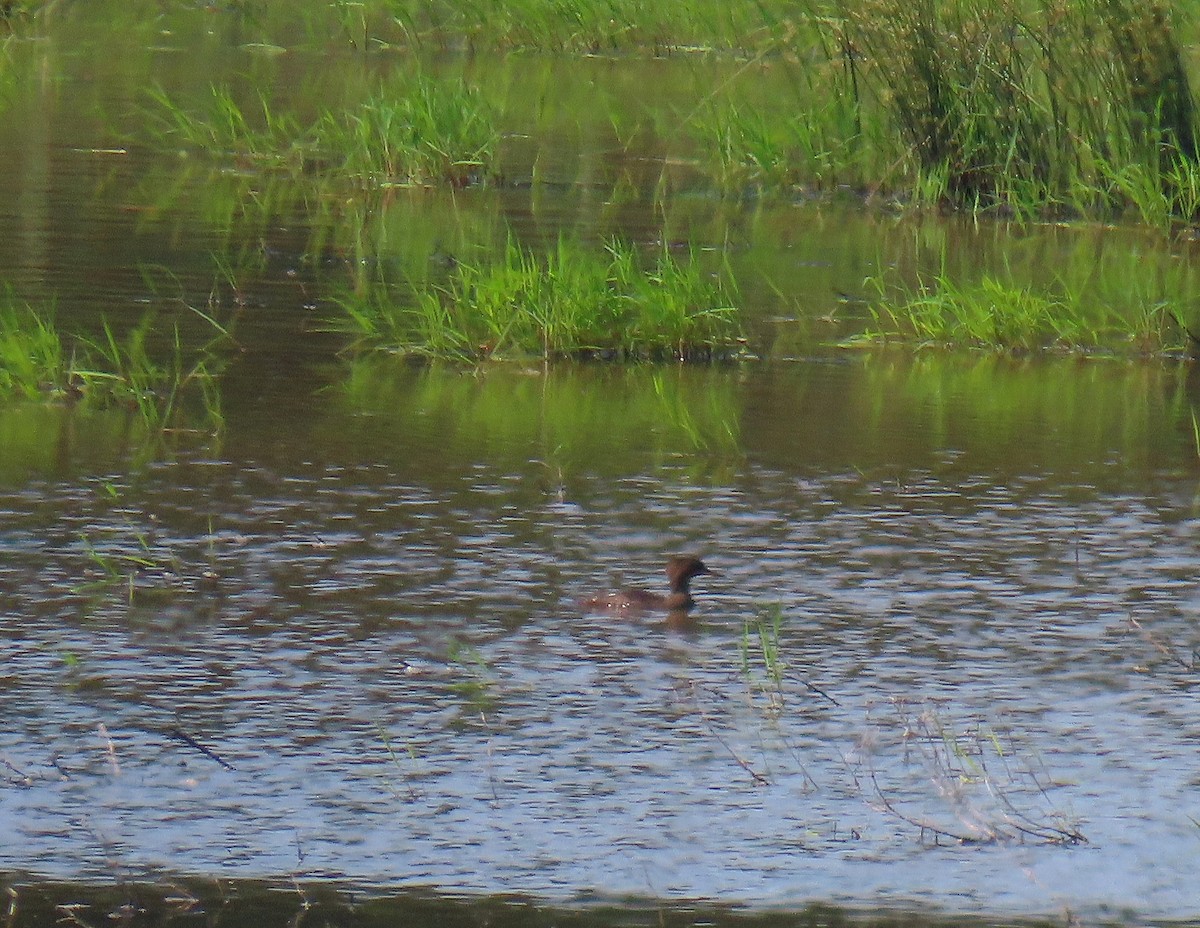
[[579, 556, 710, 614]]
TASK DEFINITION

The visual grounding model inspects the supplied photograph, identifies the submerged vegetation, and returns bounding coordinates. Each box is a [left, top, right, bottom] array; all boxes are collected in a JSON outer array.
[[336, 238, 744, 361]]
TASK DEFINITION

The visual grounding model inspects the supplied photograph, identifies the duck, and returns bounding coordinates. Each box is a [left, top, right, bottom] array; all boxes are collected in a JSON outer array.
[[579, 555, 710, 614]]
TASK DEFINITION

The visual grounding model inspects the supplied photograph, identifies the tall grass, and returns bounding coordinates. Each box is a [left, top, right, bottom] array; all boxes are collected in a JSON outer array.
[[146, 85, 311, 168], [315, 76, 497, 187], [383, 0, 797, 54], [78, 315, 227, 431], [336, 238, 744, 361], [692, 0, 1200, 224]]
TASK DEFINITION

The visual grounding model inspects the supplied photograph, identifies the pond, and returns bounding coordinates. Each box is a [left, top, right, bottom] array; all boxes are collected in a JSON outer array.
[[2, 4, 1200, 927]]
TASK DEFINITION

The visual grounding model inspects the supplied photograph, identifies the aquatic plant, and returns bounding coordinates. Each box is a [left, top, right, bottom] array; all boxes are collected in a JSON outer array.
[[73, 481, 186, 604], [383, 0, 796, 54], [853, 269, 1177, 353], [77, 311, 228, 432], [447, 640, 497, 712], [0, 298, 74, 400], [336, 237, 743, 362], [858, 700, 1086, 845], [315, 75, 498, 187], [146, 74, 499, 187], [0, 294, 231, 434], [740, 603, 786, 714], [690, 0, 1200, 224], [146, 85, 312, 168]]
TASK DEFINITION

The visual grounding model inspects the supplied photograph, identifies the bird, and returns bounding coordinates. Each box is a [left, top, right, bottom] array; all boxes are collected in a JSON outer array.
[[578, 555, 711, 615]]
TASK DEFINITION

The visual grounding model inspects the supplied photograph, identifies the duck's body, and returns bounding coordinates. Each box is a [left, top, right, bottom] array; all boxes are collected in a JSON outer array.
[[579, 556, 710, 614]]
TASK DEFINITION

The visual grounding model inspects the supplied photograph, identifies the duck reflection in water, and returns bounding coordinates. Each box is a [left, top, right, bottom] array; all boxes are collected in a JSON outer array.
[[578, 555, 711, 622]]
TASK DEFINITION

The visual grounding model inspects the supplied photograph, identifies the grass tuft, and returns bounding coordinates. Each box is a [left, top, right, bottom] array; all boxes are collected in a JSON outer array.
[[0, 296, 230, 432], [0, 298, 74, 401], [336, 238, 745, 362], [146, 74, 499, 188]]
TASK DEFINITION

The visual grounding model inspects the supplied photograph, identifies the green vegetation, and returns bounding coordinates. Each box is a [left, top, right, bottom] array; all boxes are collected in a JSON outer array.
[[345, 0, 796, 53], [147, 74, 498, 187], [853, 248, 1186, 352], [336, 238, 744, 361], [0, 300, 73, 400], [147, 85, 310, 169], [0, 296, 230, 432], [740, 603, 786, 714], [693, 0, 1200, 224]]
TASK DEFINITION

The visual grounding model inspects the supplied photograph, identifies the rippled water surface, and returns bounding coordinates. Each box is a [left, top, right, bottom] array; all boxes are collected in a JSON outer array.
[[3, 5, 1200, 926], [4, 365, 1200, 921]]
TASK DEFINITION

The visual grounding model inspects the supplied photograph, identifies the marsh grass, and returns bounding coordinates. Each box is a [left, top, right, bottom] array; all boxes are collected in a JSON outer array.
[[78, 315, 227, 432], [384, 0, 796, 54], [337, 238, 743, 362], [316, 76, 497, 187], [73, 482, 188, 604], [447, 640, 496, 712], [0, 299, 74, 400], [147, 85, 312, 169], [740, 603, 786, 713], [854, 266, 1178, 353], [691, 0, 1200, 224], [0, 297, 230, 431], [146, 74, 498, 187]]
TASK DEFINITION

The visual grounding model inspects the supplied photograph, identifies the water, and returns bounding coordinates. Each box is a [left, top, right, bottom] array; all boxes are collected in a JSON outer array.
[[3, 5, 1200, 925]]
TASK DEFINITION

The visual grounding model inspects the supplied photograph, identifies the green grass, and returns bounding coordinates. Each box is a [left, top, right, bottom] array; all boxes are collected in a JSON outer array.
[[852, 271, 1174, 353], [146, 74, 499, 188], [740, 603, 786, 713], [0, 297, 230, 431], [336, 237, 745, 362], [382, 0, 798, 53], [78, 313, 227, 432], [0, 299, 74, 400], [146, 85, 311, 168], [688, 0, 1200, 224], [315, 76, 497, 187]]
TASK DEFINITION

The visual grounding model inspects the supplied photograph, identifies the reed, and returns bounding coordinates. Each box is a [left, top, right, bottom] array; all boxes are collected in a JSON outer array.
[[692, 0, 1200, 223], [336, 237, 744, 361]]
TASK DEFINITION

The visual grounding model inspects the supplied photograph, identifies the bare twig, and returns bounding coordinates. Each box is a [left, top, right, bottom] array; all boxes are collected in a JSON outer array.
[[166, 726, 235, 770], [1128, 615, 1196, 672]]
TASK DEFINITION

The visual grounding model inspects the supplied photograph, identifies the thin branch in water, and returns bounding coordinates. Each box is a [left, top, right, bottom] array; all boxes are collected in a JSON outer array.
[[166, 726, 235, 771]]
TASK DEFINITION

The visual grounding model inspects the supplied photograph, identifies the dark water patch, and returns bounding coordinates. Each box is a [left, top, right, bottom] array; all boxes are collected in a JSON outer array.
[[0, 878, 1123, 928]]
